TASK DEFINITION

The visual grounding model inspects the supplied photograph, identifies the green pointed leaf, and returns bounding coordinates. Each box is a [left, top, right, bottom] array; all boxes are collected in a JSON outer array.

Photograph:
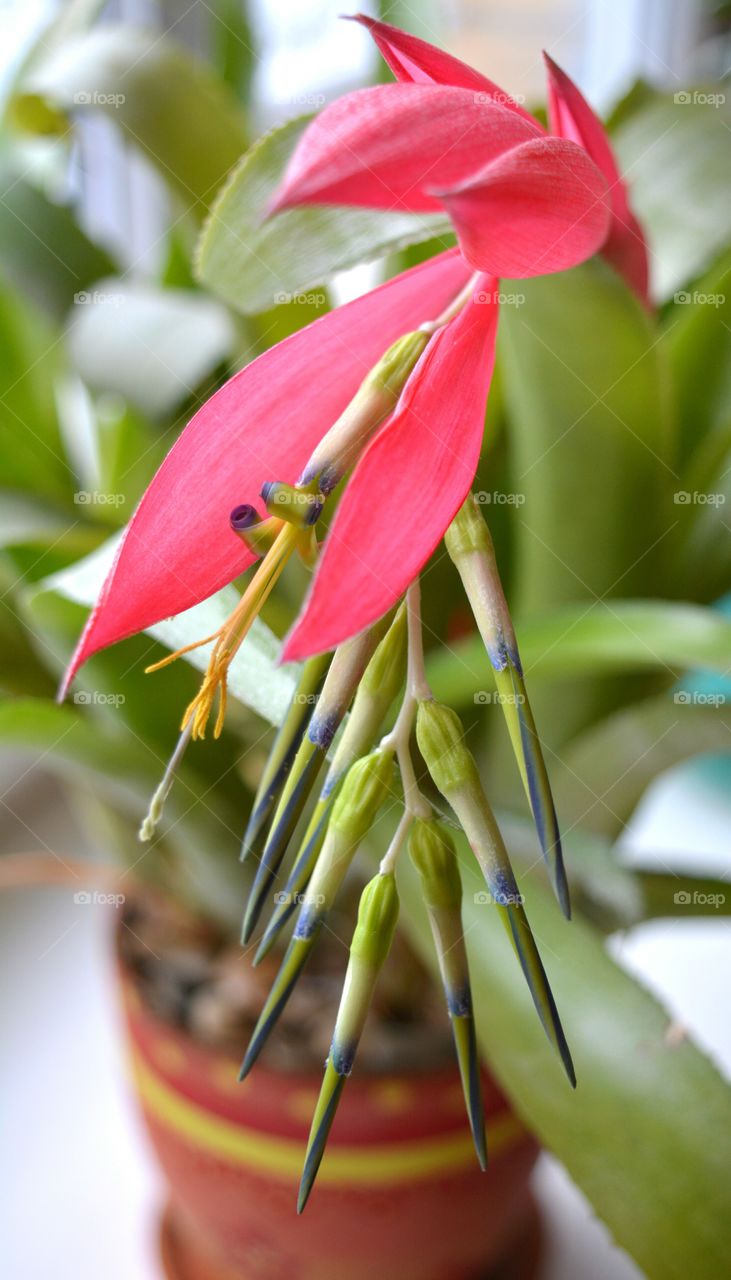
[[394, 842, 731, 1280], [0, 284, 70, 502], [499, 263, 672, 619], [0, 697, 244, 926], [554, 694, 731, 839], [195, 114, 452, 315], [428, 600, 731, 705], [663, 249, 731, 464]]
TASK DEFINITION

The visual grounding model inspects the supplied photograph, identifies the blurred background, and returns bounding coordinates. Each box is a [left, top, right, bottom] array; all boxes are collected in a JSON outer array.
[[1, 2, 730, 1278]]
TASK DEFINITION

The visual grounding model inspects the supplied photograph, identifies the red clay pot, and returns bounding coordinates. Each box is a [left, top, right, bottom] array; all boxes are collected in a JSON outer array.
[[119, 951, 541, 1280]]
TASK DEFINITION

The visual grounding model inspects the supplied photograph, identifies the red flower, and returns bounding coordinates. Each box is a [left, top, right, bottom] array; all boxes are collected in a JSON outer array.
[[62, 17, 633, 695], [343, 15, 649, 300]]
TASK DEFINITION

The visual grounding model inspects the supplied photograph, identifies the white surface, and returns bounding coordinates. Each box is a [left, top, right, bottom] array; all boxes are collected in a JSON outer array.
[[1, 765, 728, 1280]]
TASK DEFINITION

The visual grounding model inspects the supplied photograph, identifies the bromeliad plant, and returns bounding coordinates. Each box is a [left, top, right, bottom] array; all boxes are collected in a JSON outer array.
[[57, 17, 650, 1209], [4, 5, 731, 1272]]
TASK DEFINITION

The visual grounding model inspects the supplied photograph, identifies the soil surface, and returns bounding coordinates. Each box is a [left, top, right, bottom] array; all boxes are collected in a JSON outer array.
[[120, 893, 454, 1073]]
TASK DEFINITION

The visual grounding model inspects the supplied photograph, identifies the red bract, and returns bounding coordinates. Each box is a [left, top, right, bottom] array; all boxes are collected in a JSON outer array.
[[61, 18, 643, 691], [60, 251, 470, 695], [543, 52, 650, 303], [347, 15, 649, 300], [283, 275, 499, 660], [271, 84, 611, 280]]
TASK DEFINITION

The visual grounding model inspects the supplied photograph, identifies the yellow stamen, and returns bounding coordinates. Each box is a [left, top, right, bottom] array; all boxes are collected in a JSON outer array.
[[147, 522, 299, 740], [145, 631, 221, 674]]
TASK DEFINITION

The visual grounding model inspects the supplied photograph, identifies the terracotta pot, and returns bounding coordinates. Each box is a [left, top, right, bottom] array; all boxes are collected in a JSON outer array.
[[118, 943, 541, 1280]]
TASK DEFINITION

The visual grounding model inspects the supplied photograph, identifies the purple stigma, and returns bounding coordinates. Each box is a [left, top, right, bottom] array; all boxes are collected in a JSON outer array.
[[230, 503, 258, 531]]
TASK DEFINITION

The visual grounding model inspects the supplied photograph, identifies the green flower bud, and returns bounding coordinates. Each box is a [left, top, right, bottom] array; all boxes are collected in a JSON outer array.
[[416, 700, 479, 796], [444, 494, 492, 560], [330, 749, 395, 847], [368, 329, 429, 397], [350, 871, 400, 967], [298, 331, 429, 495], [359, 602, 407, 701], [298, 872, 400, 1212], [255, 611, 406, 963], [408, 819, 462, 910]]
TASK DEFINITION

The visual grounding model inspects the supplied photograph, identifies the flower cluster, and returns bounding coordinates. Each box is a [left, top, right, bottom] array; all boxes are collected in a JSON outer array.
[[60, 16, 649, 1209]]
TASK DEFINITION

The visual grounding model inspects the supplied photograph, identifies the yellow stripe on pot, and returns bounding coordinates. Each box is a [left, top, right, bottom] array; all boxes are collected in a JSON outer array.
[[130, 1052, 526, 1185]]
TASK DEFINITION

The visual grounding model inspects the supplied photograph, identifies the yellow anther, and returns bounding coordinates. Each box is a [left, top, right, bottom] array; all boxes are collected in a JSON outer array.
[[146, 521, 299, 739]]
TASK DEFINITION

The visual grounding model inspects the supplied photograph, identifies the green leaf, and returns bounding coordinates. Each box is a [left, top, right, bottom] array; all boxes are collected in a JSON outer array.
[[427, 600, 731, 705], [500, 262, 673, 615], [497, 261, 673, 744], [0, 283, 70, 502], [675, 423, 731, 602], [0, 164, 116, 321], [10, 26, 248, 211], [613, 92, 731, 300], [40, 535, 297, 726], [195, 114, 451, 315], [395, 844, 731, 1280], [631, 869, 731, 920], [0, 696, 245, 927], [65, 279, 236, 417], [662, 249, 731, 467], [554, 693, 731, 839], [0, 492, 97, 555]]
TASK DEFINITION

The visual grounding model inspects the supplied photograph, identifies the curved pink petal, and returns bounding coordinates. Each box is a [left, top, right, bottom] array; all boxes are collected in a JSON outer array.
[[350, 13, 537, 123], [61, 250, 471, 696], [282, 277, 500, 661], [543, 52, 650, 302], [434, 136, 611, 278], [270, 83, 540, 216]]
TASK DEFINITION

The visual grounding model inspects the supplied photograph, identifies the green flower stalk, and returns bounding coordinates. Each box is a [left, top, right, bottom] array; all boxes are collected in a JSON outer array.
[[240, 653, 331, 864], [239, 748, 395, 1079], [416, 700, 575, 1086], [409, 818, 486, 1169], [298, 871, 400, 1212], [445, 495, 570, 918], [240, 617, 391, 943], [255, 605, 407, 961]]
